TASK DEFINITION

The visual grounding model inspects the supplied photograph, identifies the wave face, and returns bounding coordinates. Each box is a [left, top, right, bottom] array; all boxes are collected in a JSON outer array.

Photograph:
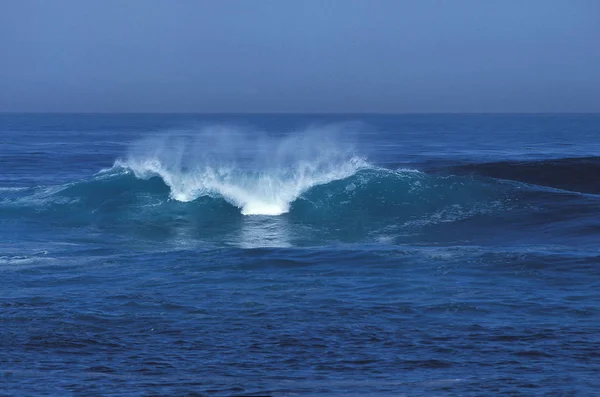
[[112, 126, 367, 215], [436, 156, 600, 195]]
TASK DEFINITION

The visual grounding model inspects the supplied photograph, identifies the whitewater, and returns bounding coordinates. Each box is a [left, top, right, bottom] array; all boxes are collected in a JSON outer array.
[[111, 126, 369, 215]]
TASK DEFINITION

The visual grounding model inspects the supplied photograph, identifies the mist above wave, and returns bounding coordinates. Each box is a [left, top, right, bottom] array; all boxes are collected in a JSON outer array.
[[113, 125, 368, 215]]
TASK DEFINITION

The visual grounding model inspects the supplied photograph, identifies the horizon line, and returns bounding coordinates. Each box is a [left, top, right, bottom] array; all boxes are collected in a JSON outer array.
[[1, 111, 599, 115]]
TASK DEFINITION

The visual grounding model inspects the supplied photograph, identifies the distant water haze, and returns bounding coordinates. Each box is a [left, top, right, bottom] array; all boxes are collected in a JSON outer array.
[[1, 0, 599, 113]]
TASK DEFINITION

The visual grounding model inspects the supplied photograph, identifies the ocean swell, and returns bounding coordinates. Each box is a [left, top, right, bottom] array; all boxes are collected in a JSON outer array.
[[0, 125, 530, 245]]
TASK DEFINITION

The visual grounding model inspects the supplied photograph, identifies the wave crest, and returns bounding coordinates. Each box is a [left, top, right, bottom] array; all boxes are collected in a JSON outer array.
[[112, 126, 368, 215]]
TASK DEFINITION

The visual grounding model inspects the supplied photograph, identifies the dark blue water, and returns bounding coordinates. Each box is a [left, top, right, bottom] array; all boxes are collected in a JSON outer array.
[[1, 114, 600, 396]]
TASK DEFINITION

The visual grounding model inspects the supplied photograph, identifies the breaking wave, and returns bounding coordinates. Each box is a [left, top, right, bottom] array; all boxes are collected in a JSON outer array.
[[1, 125, 550, 246], [111, 125, 368, 215]]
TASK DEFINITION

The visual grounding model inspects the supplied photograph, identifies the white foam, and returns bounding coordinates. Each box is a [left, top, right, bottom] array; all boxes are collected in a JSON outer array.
[[0, 187, 29, 192], [0, 184, 77, 207], [113, 125, 369, 216]]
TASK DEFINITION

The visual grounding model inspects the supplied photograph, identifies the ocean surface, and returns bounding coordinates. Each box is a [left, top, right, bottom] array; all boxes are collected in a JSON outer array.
[[1, 113, 600, 396]]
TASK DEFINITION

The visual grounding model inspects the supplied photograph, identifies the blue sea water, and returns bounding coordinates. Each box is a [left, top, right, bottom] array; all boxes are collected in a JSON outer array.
[[1, 113, 600, 396]]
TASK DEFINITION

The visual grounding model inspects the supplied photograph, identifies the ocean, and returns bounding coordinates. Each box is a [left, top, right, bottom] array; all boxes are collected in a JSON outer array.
[[1, 113, 599, 396]]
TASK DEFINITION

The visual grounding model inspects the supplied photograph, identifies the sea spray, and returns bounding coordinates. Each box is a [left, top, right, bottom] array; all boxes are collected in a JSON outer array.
[[113, 124, 369, 215]]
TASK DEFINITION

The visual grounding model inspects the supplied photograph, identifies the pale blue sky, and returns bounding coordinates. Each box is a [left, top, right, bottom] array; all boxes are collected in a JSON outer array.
[[1, 0, 599, 112]]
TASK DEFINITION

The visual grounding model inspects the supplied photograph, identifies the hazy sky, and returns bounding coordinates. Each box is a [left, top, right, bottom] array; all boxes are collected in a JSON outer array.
[[1, 0, 599, 113]]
